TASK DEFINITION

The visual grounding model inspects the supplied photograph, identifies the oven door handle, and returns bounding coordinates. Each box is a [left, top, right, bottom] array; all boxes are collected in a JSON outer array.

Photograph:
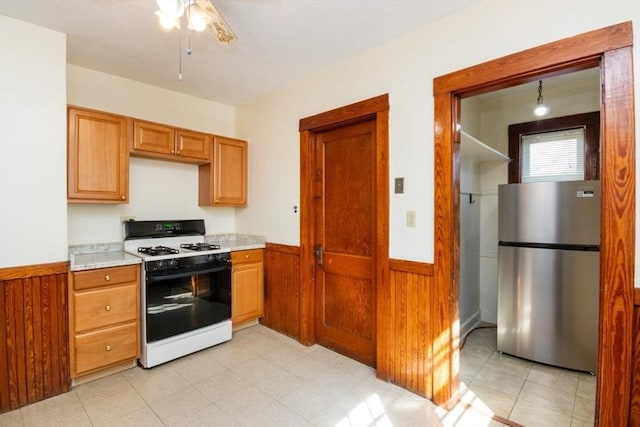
[[146, 265, 231, 283]]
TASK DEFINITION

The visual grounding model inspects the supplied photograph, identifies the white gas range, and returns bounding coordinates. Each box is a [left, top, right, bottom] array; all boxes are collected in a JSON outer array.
[[123, 219, 232, 368]]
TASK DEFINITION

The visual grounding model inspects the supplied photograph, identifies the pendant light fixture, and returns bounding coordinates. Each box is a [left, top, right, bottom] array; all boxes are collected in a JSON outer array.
[[534, 80, 549, 117]]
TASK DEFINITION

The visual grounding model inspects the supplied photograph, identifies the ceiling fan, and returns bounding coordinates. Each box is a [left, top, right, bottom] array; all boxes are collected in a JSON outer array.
[[155, 0, 237, 44]]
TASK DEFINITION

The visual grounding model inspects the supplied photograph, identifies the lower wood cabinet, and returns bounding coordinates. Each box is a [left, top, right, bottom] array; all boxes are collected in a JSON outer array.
[[69, 264, 140, 379], [231, 249, 264, 329]]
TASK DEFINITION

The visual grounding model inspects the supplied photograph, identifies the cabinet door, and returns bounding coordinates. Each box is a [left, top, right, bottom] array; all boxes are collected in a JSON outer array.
[[67, 108, 129, 202], [133, 120, 175, 156], [232, 262, 264, 324], [73, 322, 138, 376], [199, 136, 247, 206], [176, 129, 211, 161]]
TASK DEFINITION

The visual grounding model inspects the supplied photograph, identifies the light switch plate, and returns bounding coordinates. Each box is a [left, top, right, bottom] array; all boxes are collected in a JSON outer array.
[[406, 210, 416, 227], [395, 177, 404, 194]]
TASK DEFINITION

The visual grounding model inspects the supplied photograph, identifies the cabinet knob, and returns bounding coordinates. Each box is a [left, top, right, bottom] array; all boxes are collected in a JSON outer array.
[[176, 150, 180, 155], [170, 149, 175, 154], [245, 254, 250, 258], [121, 195, 126, 200], [105, 275, 110, 281], [105, 345, 111, 351], [105, 305, 111, 312]]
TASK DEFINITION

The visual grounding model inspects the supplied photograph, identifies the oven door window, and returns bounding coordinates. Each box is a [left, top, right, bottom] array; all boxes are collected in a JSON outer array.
[[146, 268, 231, 343]]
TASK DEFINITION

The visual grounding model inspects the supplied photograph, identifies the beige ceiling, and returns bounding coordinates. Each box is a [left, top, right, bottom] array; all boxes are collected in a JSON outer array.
[[0, 0, 481, 106]]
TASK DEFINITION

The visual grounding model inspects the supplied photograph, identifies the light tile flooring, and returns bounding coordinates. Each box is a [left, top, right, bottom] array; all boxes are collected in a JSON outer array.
[[460, 325, 596, 426], [0, 324, 595, 426]]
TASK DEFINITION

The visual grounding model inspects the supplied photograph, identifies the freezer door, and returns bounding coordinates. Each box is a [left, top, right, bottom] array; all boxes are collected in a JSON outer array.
[[497, 245, 599, 372], [498, 180, 600, 245]]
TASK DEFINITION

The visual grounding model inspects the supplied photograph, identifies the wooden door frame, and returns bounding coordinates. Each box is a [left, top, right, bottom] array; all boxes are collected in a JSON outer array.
[[433, 22, 635, 425], [299, 94, 391, 378]]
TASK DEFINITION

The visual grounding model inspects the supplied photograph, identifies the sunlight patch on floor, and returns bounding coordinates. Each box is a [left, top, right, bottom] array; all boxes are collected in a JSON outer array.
[[333, 394, 392, 427]]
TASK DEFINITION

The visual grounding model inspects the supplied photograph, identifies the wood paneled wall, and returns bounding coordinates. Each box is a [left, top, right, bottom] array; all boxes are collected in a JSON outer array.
[[262, 243, 301, 339], [0, 262, 70, 413], [263, 244, 436, 399], [388, 259, 434, 398], [629, 289, 640, 424]]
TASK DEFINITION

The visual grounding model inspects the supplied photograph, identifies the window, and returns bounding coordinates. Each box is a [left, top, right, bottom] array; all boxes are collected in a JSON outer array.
[[508, 112, 600, 184], [521, 128, 585, 182]]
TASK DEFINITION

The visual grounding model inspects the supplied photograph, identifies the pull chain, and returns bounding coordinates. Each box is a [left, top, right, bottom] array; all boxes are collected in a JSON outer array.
[[178, 36, 183, 81]]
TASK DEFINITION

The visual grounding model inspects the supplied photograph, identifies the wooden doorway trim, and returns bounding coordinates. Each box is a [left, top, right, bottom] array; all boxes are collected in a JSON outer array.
[[433, 22, 635, 426], [299, 94, 391, 377]]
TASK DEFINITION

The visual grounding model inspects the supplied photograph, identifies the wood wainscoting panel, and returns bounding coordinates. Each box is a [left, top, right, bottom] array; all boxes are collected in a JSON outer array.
[[0, 262, 70, 413], [263, 243, 301, 340], [630, 288, 640, 424], [389, 259, 434, 398]]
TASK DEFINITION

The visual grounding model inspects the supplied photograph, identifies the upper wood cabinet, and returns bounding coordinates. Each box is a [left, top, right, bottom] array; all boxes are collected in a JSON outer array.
[[199, 136, 248, 206], [67, 107, 129, 203], [132, 120, 210, 164]]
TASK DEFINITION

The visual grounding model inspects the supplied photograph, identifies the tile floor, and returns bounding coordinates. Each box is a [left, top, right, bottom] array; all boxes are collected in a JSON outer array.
[[0, 324, 595, 426], [460, 325, 596, 427]]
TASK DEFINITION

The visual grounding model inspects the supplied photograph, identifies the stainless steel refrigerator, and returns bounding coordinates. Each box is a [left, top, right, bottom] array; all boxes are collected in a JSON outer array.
[[497, 180, 600, 372]]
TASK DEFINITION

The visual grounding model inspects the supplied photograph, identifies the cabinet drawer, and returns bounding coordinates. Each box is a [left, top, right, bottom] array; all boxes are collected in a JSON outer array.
[[74, 265, 138, 290], [74, 284, 138, 333], [232, 249, 264, 264], [74, 322, 138, 376]]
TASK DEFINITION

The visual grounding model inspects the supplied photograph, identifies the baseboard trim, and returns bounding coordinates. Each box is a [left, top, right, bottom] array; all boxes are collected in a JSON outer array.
[[461, 311, 482, 337]]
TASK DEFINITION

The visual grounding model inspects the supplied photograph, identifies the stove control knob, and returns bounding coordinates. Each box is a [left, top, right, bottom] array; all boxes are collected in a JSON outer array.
[[206, 254, 216, 263], [156, 260, 165, 270], [168, 258, 179, 268]]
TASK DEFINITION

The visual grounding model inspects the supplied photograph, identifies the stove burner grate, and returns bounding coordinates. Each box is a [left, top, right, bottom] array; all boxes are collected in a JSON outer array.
[[138, 246, 180, 256], [180, 242, 222, 251]]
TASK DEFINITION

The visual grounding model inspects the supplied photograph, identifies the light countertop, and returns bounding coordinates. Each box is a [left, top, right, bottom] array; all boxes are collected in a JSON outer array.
[[69, 234, 266, 271], [206, 234, 266, 252], [70, 250, 142, 272]]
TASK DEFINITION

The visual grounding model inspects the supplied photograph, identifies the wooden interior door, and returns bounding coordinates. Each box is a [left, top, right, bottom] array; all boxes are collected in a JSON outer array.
[[314, 119, 376, 367]]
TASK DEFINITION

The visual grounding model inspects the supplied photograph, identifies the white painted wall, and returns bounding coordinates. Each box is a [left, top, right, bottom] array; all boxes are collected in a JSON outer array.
[[0, 16, 67, 267], [66, 66, 237, 245], [459, 99, 482, 333], [460, 156, 481, 334], [235, 0, 640, 274]]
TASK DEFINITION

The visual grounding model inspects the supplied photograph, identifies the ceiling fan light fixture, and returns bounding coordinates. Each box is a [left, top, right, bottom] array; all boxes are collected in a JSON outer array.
[[186, 3, 211, 32], [155, 10, 181, 30], [156, 0, 184, 18]]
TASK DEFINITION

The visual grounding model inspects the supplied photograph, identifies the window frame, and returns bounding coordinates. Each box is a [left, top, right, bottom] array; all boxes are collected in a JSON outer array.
[[507, 111, 600, 183]]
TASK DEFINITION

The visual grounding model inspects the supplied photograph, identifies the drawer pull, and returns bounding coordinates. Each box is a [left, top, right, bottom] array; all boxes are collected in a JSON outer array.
[[105, 345, 111, 351], [105, 305, 111, 312], [245, 254, 250, 258], [105, 275, 110, 281]]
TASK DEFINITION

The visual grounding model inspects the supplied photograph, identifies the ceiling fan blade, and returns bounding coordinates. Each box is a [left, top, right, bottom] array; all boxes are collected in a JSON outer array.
[[195, 0, 237, 43]]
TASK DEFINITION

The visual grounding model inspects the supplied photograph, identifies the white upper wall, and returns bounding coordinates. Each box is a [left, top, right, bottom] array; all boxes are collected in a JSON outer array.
[[66, 66, 237, 245], [235, 0, 640, 265], [0, 16, 67, 267]]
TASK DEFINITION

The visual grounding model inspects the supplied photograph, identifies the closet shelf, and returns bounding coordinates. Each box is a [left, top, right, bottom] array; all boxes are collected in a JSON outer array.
[[460, 130, 510, 162]]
